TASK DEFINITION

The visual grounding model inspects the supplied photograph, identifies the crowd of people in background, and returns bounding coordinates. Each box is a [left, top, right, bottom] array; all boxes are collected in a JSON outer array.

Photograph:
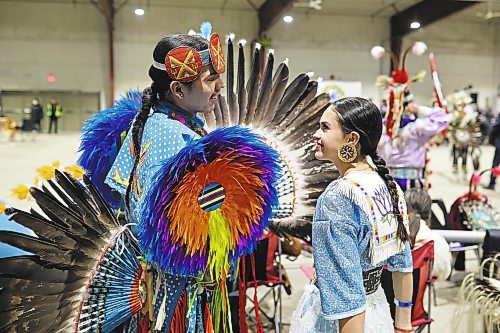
[[0, 96, 63, 141]]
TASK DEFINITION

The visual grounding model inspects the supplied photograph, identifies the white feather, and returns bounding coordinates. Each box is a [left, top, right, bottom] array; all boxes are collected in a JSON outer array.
[[412, 42, 427, 56], [370, 46, 385, 59], [254, 42, 262, 50], [238, 39, 247, 47], [284, 58, 289, 65], [188, 29, 197, 36], [268, 48, 275, 55], [225, 33, 235, 43]]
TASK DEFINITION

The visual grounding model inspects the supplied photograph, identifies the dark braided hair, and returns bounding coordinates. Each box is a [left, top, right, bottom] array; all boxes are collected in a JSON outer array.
[[332, 97, 410, 243], [124, 34, 209, 210]]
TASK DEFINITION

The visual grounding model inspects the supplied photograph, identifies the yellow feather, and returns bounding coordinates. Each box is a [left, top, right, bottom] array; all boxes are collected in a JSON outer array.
[[11, 184, 30, 200], [36, 165, 55, 180], [0, 202, 6, 215], [207, 209, 233, 281], [64, 164, 85, 179]]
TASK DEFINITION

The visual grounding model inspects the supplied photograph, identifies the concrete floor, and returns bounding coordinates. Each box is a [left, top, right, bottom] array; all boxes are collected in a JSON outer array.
[[0, 131, 499, 332]]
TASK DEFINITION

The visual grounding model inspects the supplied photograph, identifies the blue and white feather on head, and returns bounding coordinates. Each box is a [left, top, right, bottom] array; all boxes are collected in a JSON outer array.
[[199, 21, 212, 40]]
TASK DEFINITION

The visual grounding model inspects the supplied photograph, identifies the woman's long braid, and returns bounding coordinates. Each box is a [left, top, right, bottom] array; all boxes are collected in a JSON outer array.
[[124, 86, 156, 210], [370, 151, 410, 243]]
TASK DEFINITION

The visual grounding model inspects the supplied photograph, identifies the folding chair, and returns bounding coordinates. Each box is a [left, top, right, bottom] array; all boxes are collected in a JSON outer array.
[[431, 198, 451, 230], [230, 231, 290, 333], [381, 241, 435, 333]]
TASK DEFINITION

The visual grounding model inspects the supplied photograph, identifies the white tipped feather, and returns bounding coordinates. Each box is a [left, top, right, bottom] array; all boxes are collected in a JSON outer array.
[[238, 39, 247, 46], [254, 42, 262, 50], [225, 33, 235, 43]]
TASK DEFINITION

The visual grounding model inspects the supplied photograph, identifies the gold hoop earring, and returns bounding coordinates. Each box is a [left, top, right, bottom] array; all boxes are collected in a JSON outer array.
[[337, 142, 357, 163]]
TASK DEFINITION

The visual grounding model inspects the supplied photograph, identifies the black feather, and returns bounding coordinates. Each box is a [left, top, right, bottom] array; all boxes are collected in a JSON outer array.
[[259, 63, 289, 128], [252, 52, 274, 127], [244, 46, 261, 125], [270, 74, 309, 126], [225, 37, 239, 125], [237, 42, 247, 124]]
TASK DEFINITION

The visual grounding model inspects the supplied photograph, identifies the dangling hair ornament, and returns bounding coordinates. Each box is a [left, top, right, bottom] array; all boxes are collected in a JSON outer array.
[[371, 41, 427, 138]]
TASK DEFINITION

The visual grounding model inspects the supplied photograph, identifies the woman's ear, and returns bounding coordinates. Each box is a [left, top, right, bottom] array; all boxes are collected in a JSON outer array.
[[348, 131, 360, 145], [169, 81, 184, 99]]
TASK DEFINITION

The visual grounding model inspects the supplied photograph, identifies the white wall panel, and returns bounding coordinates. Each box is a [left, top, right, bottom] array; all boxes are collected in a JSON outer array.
[[0, 1, 498, 113]]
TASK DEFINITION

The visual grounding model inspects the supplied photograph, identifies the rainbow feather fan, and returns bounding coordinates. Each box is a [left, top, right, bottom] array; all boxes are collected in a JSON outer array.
[[139, 126, 281, 280]]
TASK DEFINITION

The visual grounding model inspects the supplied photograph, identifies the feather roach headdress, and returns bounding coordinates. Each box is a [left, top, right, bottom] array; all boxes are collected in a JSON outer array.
[[371, 41, 427, 138]]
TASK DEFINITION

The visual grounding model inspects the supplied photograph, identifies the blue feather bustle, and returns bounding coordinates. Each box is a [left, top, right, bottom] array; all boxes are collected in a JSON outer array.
[[78, 90, 141, 209]]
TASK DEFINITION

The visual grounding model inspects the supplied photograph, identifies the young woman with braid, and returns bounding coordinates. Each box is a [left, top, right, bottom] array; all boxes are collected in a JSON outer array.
[[104, 33, 225, 331], [291, 97, 414, 333]]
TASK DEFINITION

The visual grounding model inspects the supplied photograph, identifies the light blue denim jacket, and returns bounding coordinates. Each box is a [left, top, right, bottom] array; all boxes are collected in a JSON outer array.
[[313, 172, 412, 324]]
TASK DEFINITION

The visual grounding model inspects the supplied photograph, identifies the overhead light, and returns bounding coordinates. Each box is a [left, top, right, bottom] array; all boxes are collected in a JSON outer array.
[[283, 15, 293, 23], [134, 8, 145, 15], [410, 21, 421, 29]]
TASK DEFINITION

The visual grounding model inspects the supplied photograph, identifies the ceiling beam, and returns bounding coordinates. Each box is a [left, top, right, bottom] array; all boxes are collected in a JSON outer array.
[[390, 0, 480, 69], [258, 0, 294, 36]]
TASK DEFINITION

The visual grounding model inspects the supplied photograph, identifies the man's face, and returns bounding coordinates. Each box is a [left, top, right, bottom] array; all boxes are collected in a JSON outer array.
[[178, 65, 225, 114], [50, 98, 56, 104]]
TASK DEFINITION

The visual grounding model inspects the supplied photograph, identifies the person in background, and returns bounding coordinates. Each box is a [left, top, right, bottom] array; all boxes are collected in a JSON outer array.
[[379, 99, 387, 118], [46, 96, 63, 134], [486, 113, 500, 190], [378, 92, 450, 191], [405, 188, 451, 280], [30, 98, 43, 133]]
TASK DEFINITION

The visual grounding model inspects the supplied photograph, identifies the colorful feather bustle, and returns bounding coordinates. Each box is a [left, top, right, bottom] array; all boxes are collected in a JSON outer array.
[[140, 126, 281, 280], [78, 90, 141, 209]]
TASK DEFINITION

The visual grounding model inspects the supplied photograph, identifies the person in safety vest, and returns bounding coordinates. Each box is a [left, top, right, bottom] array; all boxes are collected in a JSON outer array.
[[46, 96, 63, 134]]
